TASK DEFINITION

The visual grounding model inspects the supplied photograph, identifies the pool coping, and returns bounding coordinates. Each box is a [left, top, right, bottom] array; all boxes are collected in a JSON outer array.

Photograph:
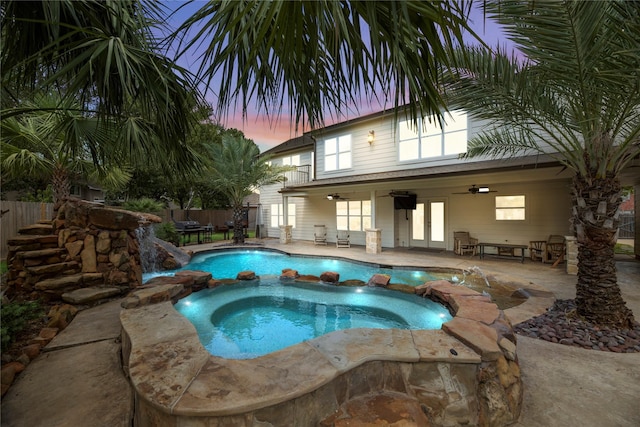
[[120, 275, 531, 421]]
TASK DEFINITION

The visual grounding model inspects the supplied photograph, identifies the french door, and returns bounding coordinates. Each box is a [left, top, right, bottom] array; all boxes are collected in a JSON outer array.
[[410, 199, 446, 249]]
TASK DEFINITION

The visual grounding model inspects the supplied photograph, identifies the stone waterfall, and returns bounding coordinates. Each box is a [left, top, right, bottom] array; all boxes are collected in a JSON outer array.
[[136, 223, 191, 273]]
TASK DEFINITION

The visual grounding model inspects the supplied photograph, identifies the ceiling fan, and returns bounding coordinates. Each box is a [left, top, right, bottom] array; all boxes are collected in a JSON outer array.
[[326, 193, 348, 200], [388, 190, 413, 198], [453, 185, 497, 195]]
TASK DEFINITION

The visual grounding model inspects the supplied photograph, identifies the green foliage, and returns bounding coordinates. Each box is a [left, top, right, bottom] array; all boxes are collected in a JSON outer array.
[[122, 198, 164, 215], [154, 222, 179, 245], [0, 260, 7, 275], [614, 243, 634, 256], [18, 185, 54, 203], [1, 300, 44, 352], [1, 0, 204, 176]]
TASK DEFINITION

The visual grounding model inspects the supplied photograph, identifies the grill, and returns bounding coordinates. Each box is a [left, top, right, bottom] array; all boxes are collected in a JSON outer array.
[[174, 220, 201, 230]]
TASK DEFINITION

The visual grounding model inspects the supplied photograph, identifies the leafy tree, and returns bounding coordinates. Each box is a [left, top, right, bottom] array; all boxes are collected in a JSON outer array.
[[446, 1, 639, 327], [1, 94, 131, 210], [122, 198, 164, 216], [1, 0, 203, 175], [205, 135, 289, 244], [175, 1, 476, 130]]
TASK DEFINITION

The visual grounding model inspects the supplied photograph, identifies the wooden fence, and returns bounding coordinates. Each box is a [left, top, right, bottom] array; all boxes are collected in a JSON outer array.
[[167, 207, 258, 230], [1, 201, 54, 260], [0, 201, 260, 260]]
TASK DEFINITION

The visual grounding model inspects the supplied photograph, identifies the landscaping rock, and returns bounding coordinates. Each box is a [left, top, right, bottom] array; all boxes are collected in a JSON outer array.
[[280, 269, 299, 279], [121, 283, 184, 309], [47, 304, 79, 330], [175, 270, 212, 286], [21, 344, 41, 360], [367, 273, 390, 287], [237, 270, 256, 280], [320, 271, 339, 284]]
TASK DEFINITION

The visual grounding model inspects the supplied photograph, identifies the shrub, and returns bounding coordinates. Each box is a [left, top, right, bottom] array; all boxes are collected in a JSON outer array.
[[122, 198, 164, 215], [155, 222, 180, 245], [1, 300, 44, 352]]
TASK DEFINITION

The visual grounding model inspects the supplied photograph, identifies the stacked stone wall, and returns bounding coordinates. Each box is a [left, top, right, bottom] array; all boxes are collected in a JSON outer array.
[[5, 199, 160, 303]]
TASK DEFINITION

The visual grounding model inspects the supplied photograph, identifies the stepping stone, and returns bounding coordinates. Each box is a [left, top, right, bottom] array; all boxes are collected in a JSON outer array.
[[35, 274, 84, 290], [62, 287, 121, 304], [18, 223, 53, 235]]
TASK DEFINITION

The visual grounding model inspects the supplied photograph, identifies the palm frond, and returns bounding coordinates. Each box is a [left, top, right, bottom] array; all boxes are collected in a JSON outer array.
[[447, 0, 640, 179], [174, 0, 474, 130], [1, 0, 203, 156]]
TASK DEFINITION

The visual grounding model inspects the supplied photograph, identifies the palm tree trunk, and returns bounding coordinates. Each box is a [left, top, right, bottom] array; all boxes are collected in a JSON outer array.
[[572, 174, 634, 328], [232, 205, 245, 244], [51, 166, 71, 213]]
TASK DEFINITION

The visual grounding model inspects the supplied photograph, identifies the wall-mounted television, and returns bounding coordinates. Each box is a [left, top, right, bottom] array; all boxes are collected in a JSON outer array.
[[393, 194, 417, 210]]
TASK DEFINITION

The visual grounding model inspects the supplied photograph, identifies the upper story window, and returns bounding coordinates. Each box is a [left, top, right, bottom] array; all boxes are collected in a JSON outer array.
[[495, 195, 526, 220], [325, 134, 351, 171], [282, 154, 300, 167], [398, 111, 468, 161]]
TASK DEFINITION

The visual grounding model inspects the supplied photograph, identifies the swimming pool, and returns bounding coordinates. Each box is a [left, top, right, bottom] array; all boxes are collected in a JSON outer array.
[[175, 280, 453, 359], [172, 249, 438, 285]]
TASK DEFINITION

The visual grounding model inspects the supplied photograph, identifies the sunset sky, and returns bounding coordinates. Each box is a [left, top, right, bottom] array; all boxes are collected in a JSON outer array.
[[164, 2, 512, 152]]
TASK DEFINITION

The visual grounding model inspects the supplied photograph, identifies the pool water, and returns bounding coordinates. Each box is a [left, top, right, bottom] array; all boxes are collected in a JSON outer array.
[[173, 249, 437, 285], [175, 279, 453, 359]]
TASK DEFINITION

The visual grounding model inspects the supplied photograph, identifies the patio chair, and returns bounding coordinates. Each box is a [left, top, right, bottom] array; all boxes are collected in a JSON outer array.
[[529, 240, 545, 261], [545, 235, 565, 265], [454, 231, 478, 256], [314, 224, 327, 245], [530, 235, 565, 264], [336, 230, 350, 248]]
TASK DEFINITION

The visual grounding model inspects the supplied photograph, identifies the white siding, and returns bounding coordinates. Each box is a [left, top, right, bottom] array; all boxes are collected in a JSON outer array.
[[314, 116, 496, 179]]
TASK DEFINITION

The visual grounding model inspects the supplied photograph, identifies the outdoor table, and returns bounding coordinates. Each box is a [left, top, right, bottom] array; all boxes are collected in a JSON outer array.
[[478, 243, 528, 263]]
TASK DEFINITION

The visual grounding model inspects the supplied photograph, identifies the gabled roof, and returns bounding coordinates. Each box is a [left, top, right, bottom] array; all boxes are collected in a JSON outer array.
[[261, 135, 315, 156], [262, 107, 402, 156]]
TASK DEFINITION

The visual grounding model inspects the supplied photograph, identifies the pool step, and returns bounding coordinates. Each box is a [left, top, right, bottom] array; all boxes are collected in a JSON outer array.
[[320, 391, 431, 427]]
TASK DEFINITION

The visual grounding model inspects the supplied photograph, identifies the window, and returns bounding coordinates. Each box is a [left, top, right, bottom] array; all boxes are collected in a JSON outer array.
[[70, 185, 82, 196], [496, 195, 525, 220], [282, 154, 300, 167], [336, 200, 371, 231], [398, 111, 467, 161], [281, 154, 301, 182], [270, 203, 296, 227], [325, 135, 351, 171]]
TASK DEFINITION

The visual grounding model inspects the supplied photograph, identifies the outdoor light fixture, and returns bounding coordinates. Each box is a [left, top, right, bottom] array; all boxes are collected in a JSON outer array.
[[327, 194, 334, 200], [478, 187, 490, 193], [367, 130, 375, 144], [327, 194, 341, 200]]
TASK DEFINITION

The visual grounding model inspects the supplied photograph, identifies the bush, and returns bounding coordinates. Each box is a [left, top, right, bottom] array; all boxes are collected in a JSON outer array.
[[122, 198, 164, 215], [1, 300, 44, 352], [155, 222, 180, 245]]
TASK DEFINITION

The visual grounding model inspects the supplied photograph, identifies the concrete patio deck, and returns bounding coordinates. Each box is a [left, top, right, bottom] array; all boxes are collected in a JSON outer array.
[[2, 239, 639, 426]]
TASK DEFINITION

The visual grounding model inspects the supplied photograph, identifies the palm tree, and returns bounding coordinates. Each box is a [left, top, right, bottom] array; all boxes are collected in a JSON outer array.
[[445, 1, 639, 327], [174, 1, 475, 130], [1, 94, 131, 210], [1, 0, 203, 173], [205, 135, 289, 244]]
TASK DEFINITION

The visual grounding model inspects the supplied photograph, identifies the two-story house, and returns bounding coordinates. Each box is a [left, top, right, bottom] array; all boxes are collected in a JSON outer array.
[[260, 107, 637, 254]]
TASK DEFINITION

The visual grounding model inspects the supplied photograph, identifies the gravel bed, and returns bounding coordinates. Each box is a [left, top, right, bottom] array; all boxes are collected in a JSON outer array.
[[514, 299, 640, 353]]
